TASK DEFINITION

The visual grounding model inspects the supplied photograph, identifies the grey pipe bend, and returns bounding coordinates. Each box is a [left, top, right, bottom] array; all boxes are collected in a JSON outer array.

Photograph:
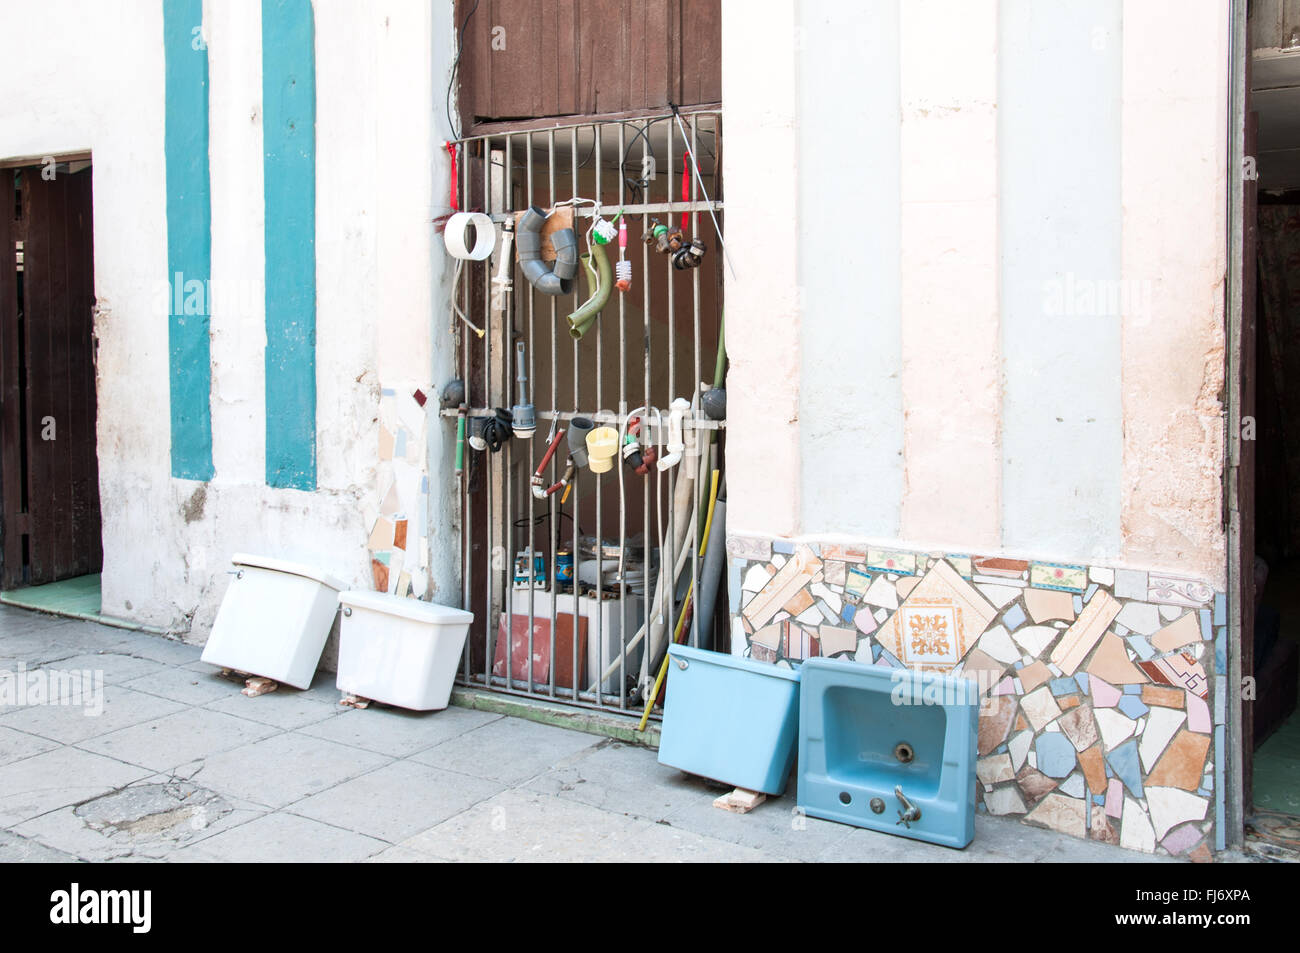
[[517, 205, 578, 296]]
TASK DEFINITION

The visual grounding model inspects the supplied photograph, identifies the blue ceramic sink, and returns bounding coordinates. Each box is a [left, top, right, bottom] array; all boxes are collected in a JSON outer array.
[[797, 658, 979, 848]]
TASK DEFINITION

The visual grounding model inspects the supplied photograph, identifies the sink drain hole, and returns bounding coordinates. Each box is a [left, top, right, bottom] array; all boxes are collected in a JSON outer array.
[[894, 742, 915, 764]]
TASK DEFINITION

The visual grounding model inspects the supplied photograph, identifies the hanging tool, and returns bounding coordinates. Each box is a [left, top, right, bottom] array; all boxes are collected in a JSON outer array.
[[530, 427, 572, 499], [511, 340, 535, 438], [615, 215, 632, 292]]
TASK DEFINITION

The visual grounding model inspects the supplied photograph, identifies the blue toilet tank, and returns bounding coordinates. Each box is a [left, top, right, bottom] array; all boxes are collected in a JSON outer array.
[[657, 644, 802, 795], [798, 658, 979, 848]]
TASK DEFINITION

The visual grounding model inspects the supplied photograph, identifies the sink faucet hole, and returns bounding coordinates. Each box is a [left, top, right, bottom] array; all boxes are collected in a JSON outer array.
[[838, 791, 852, 805]]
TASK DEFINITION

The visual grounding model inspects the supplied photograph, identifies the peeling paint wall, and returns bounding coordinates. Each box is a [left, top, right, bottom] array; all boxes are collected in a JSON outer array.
[[0, 0, 458, 641]]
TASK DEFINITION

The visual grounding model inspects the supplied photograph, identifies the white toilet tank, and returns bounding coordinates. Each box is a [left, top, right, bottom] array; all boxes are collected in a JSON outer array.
[[336, 590, 474, 711], [201, 554, 346, 690]]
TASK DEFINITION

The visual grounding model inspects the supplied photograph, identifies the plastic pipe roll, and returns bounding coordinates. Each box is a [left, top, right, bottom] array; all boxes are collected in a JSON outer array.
[[444, 211, 496, 260]]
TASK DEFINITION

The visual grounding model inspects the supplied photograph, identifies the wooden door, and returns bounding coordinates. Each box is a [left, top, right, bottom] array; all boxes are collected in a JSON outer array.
[[0, 164, 102, 588], [1241, 109, 1258, 809], [454, 0, 722, 132]]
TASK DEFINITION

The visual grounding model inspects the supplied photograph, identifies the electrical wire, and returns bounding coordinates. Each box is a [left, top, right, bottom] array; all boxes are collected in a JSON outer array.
[[445, 0, 480, 142]]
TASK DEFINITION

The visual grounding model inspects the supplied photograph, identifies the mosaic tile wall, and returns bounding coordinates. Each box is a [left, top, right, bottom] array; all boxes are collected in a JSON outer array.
[[367, 385, 433, 598], [725, 535, 1227, 859]]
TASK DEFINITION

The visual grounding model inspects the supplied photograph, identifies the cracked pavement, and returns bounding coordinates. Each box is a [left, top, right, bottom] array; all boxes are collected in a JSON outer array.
[[0, 604, 1213, 862]]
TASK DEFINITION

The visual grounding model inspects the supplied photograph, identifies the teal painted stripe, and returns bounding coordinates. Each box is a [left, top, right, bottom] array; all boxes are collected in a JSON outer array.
[[163, 0, 215, 481], [262, 0, 316, 490]]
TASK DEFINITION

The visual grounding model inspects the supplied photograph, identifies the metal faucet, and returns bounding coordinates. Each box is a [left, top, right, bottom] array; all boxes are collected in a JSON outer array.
[[895, 786, 921, 828]]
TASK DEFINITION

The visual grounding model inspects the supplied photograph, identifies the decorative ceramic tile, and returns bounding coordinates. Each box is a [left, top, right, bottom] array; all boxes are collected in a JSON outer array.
[[843, 566, 872, 603], [1018, 660, 1052, 692], [1086, 633, 1148, 685], [368, 517, 395, 550], [1139, 651, 1208, 699], [726, 534, 773, 561], [944, 555, 973, 579], [1016, 765, 1059, 803], [1095, 708, 1136, 749], [1021, 686, 1063, 732], [1186, 692, 1211, 734], [1011, 624, 1058, 659], [1058, 772, 1086, 798], [1107, 740, 1145, 797], [1036, 732, 1077, 778], [878, 561, 996, 671], [973, 556, 1029, 578], [1147, 574, 1215, 608], [782, 588, 814, 617], [1030, 562, 1087, 592], [865, 548, 916, 575], [783, 624, 820, 661], [895, 576, 920, 600], [751, 623, 783, 651], [1025, 587, 1076, 624], [1050, 590, 1121, 676], [742, 547, 823, 628], [819, 543, 867, 563]]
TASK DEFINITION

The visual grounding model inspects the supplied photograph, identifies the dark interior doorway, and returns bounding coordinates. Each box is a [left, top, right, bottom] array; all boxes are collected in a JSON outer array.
[[0, 161, 103, 591]]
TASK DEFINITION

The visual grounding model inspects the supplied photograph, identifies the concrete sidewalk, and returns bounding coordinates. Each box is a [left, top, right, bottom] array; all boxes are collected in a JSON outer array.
[[0, 604, 1197, 863]]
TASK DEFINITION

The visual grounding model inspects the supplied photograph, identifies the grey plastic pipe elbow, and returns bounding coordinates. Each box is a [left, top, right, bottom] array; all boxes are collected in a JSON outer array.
[[518, 205, 577, 296]]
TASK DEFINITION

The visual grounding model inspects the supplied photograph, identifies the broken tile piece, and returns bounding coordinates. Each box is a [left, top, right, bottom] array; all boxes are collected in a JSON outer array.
[[1186, 691, 1211, 733], [1114, 569, 1148, 601], [977, 584, 1023, 610], [743, 547, 823, 628], [1018, 660, 1052, 692], [1141, 685, 1185, 709], [741, 563, 774, 593], [368, 517, 395, 551], [1139, 707, 1187, 772], [1016, 765, 1059, 803], [977, 753, 1015, 785], [1146, 574, 1215, 608], [978, 695, 1018, 755], [1008, 730, 1032, 773], [973, 556, 1029, 578], [1035, 732, 1077, 778], [783, 588, 814, 617], [1146, 731, 1211, 791], [1077, 743, 1107, 793], [1105, 778, 1124, 818], [1151, 613, 1202, 653], [1025, 587, 1077, 624], [1121, 797, 1156, 852], [1115, 601, 1161, 636], [1050, 590, 1122, 676], [984, 785, 1027, 816], [1095, 708, 1137, 749], [1085, 632, 1149, 685], [1021, 686, 1063, 732], [822, 560, 846, 586], [1146, 786, 1209, 840], [1089, 675, 1122, 707], [1058, 703, 1099, 752], [895, 576, 920, 599], [1010, 625, 1058, 659], [976, 625, 1020, 665], [817, 625, 857, 656], [1106, 739, 1144, 797], [863, 576, 898, 610], [1024, 792, 1087, 837]]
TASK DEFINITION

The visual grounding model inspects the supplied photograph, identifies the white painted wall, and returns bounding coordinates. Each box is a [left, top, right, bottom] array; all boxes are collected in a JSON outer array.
[[723, 0, 1229, 585], [0, 0, 459, 637]]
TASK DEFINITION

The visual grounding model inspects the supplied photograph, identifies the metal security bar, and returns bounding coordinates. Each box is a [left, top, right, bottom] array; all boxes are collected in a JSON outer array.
[[443, 111, 726, 721]]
